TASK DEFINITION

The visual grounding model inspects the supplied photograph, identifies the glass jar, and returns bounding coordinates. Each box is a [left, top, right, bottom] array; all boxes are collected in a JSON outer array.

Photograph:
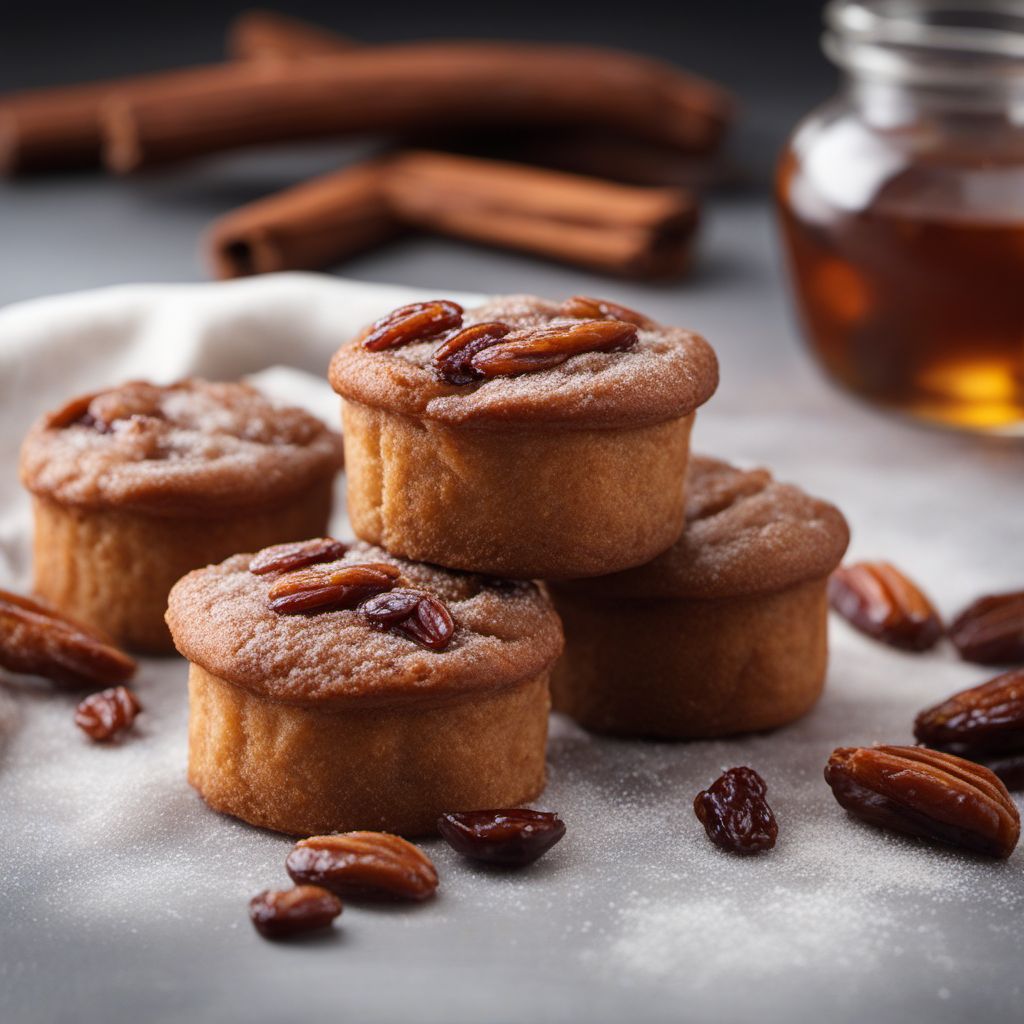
[[776, 1, 1024, 433]]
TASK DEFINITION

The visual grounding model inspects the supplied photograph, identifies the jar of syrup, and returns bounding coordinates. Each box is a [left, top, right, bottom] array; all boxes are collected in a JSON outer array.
[[777, 1, 1024, 433]]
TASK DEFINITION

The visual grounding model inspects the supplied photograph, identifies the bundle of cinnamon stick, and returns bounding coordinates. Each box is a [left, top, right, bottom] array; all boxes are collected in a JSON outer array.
[[0, 10, 734, 280]]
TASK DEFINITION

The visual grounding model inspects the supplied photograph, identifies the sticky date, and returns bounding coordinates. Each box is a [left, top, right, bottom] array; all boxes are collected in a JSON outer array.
[[437, 808, 566, 866], [361, 587, 455, 650], [75, 686, 141, 741], [693, 767, 778, 854], [248, 886, 342, 940]]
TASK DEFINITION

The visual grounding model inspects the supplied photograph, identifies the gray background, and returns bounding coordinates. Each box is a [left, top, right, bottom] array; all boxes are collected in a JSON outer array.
[[2, 4, 1023, 1024]]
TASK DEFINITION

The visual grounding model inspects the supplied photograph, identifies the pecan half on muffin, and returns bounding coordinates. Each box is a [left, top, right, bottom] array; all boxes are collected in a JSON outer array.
[[328, 295, 718, 579], [549, 456, 850, 738], [19, 380, 343, 654], [166, 540, 563, 837]]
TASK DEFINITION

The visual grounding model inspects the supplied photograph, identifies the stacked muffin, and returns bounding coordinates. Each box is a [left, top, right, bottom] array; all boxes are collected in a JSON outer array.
[[20, 293, 849, 838]]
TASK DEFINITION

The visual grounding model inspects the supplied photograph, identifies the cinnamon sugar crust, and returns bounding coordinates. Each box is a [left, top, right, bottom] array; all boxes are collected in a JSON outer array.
[[328, 294, 718, 429], [166, 541, 564, 708], [19, 379, 343, 516], [558, 456, 849, 601]]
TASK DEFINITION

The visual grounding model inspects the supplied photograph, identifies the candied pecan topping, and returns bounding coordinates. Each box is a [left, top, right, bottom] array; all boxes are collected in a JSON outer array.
[[824, 744, 1020, 858], [286, 832, 438, 901], [948, 591, 1024, 665], [694, 767, 778, 854], [438, 809, 566, 866], [433, 321, 511, 385], [0, 588, 136, 689], [559, 295, 654, 328], [75, 686, 142, 741], [469, 319, 638, 378], [361, 587, 455, 650], [249, 538, 348, 576], [828, 562, 943, 651], [267, 562, 401, 614], [249, 886, 342, 940], [914, 669, 1024, 758], [361, 300, 463, 351]]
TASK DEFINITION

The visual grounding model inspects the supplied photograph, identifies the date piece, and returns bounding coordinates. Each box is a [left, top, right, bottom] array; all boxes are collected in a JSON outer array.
[[559, 295, 654, 328], [361, 587, 455, 651], [361, 300, 463, 351], [248, 886, 342, 940], [268, 562, 400, 614], [469, 319, 638, 378], [948, 591, 1024, 665], [249, 538, 348, 575], [828, 561, 943, 651], [75, 686, 141, 741], [286, 832, 439, 901], [693, 767, 778, 854], [0, 588, 136, 688], [433, 321, 511, 385], [437, 808, 566, 866], [824, 745, 1020, 858]]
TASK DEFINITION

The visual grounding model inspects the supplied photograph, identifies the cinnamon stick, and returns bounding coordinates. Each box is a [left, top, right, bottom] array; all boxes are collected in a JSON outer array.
[[102, 43, 733, 173], [227, 10, 355, 61], [385, 151, 698, 278], [205, 158, 399, 278], [205, 151, 697, 280]]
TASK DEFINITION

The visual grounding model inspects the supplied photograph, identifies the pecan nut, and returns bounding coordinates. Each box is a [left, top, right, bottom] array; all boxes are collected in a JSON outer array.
[[559, 295, 654, 328], [433, 321, 511, 385], [438, 809, 566, 866], [286, 832, 438, 901], [249, 886, 342, 940], [361, 300, 463, 351], [360, 587, 455, 651], [75, 686, 142, 741], [693, 767, 778, 854], [468, 319, 638, 378], [267, 563, 401, 614], [828, 562, 943, 651], [0, 588, 137, 689], [824, 745, 1020, 858], [948, 590, 1024, 665], [249, 538, 348, 576]]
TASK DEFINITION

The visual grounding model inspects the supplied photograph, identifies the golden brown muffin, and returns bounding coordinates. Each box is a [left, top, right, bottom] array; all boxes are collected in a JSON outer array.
[[328, 294, 718, 579], [19, 379, 343, 654], [166, 539, 564, 837], [549, 456, 850, 738]]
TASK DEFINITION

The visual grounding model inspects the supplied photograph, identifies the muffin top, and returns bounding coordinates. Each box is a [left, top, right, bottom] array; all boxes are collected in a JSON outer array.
[[166, 540, 564, 709], [556, 456, 850, 601], [19, 379, 343, 516], [328, 294, 718, 429]]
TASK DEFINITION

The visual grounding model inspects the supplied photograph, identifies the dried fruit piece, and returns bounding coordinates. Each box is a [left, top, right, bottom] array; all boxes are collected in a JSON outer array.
[[948, 591, 1024, 665], [979, 753, 1024, 791], [914, 669, 1024, 757], [361, 587, 455, 651], [828, 561, 943, 651], [249, 538, 348, 576], [693, 767, 778, 854], [469, 319, 638, 378], [824, 745, 1020, 858], [75, 686, 142, 741], [0, 588, 136, 688], [433, 321, 511, 385], [559, 295, 654, 328], [248, 886, 342, 940], [438, 809, 566, 866], [361, 300, 463, 351], [267, 562, 401, 614], [286, 832, 438, 901]]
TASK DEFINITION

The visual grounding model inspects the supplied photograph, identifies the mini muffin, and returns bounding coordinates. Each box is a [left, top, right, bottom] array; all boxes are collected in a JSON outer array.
[[549, 456, 850, 738], [328, 294, 718, 579], [166, 539, 563, 837], [19, 380, 343, 654]]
